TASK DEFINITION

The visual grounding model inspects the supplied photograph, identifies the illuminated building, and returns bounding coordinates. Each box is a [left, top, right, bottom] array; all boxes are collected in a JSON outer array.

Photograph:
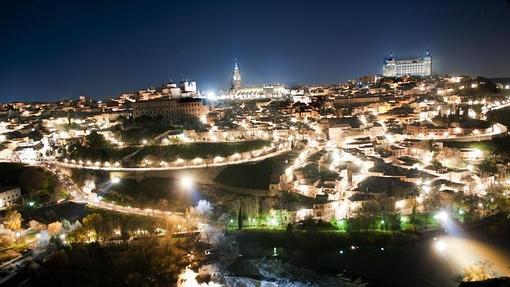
[[231, 59, 242, 90], [137, 80, 197, 101], [132, 97, 209, 124], [223, 60, 289, 99], [226, 84, 289, 100], [383, 51, 432, 77], [0, 186, 21, 208]]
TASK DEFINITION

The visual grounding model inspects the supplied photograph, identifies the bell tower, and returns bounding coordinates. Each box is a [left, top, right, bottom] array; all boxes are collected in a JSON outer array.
[[231, 58, 241, 90]]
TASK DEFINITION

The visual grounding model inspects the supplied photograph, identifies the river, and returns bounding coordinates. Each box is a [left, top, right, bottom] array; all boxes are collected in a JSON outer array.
[[184, 217, 510, 286]]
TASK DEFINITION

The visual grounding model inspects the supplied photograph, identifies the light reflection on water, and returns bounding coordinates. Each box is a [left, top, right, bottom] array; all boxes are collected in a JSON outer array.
[[180, 219, 510, 286], [433, 235, 510, 277]]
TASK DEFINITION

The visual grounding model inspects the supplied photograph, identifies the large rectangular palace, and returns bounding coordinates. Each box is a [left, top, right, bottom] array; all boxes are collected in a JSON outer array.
[[132, 97, 209, 124], [382, 51, 432, 77]]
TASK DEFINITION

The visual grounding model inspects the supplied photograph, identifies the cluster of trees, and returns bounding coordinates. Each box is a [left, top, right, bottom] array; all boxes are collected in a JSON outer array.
[[112, 125, 174, 146], [31, 208, 202, 286], [104, 177, 194, 211], [65, 130, 271, 165], [68, 210, 189, 243], [456, 261, 498, 283], [0, 210, 23, 249], [0, 163, 68, 205], [65, 132, 132, 162], [37, 237, 195, 286], [487, 106, 510, 127]]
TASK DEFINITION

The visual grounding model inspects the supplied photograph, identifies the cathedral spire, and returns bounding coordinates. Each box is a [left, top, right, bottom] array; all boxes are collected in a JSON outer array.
[[232, 58, 241, 90]]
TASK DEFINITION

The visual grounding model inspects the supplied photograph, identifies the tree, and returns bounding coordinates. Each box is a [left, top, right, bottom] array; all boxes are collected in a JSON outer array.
[[18, 167, 62, 204], [237, 205, 243, 230], [48, 221, 62, 236], [478, 158, 498, 176], [457, 261, 497, 282], [431, 159, 443, 172], [82, 213, 112, 242], [28, 219, 42, 230], [4, 210, 22, 231], [61, 219, 72, 232], [0, 234, 14, 248], [84, 131, 111, 149], [195, 199, 213, 218]]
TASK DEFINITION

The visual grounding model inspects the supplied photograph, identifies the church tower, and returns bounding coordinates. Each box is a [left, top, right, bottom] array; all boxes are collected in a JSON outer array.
[[231, 59, 241, 90]]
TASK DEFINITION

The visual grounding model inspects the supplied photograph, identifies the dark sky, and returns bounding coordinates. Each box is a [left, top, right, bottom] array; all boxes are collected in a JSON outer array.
[[1, 0, 510, 102]]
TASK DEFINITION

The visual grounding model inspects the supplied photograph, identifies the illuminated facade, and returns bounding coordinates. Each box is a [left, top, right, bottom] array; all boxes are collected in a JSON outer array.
[[232, 60, 241, 90], [0, 186, 21, 208], [132, 98, 209, 124], [383, 51, 432, 77], [226, 84, 290, 100]]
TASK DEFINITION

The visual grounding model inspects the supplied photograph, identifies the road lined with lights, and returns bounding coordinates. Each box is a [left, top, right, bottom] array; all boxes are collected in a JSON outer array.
[[39, 163, 185, 219], [52, 143, 292, 171], [409, 123, 507, 141]]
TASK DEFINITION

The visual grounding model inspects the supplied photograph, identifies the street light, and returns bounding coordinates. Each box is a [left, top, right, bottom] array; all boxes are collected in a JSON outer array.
[[435, 240, 446, 252], [180, 176, 193, 189], [436, 211, 448, 222], [111, 177, 121, 184]]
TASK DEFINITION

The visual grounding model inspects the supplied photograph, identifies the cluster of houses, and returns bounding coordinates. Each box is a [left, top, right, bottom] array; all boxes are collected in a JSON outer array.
[[268, 130, 507, 224]]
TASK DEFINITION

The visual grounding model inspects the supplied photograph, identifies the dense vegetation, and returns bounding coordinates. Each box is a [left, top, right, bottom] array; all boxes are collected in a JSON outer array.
[[112, 125, 177, 145], [65, 132, 271, 165], [214, 152, 298, 189], [487, 106, 510, 127], [0, 163, 68, 205], [17, 209, 200, 287], [104, 178, 194, 211], [30, 238, 192, 287]]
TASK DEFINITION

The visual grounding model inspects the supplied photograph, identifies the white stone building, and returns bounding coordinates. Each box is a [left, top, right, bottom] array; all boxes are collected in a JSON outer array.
[[383, 52, 432, 77], [0, 186, 21, 208]]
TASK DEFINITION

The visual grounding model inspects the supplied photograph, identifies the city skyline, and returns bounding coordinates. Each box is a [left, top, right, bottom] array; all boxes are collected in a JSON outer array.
[[1, 0, 510, 102], [2, 2, 510, 285]]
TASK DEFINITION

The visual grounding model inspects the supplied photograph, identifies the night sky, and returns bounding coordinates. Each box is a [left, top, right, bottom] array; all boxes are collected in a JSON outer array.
[[1, 0, 510, 102]]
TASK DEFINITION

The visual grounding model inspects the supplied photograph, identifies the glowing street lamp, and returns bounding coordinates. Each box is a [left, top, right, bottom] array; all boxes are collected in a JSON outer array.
[[435, 211, 449, 222], [180, 176, 193, 189], [435, 240, 446, 252], [111, 177, 121, 184]]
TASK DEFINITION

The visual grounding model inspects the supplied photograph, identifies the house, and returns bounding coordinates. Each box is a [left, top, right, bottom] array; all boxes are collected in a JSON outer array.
[[347, 192, 377, 216], [313, 200, 341, 221], [0, 186, 21, 208], [389, 145, 408, 157]]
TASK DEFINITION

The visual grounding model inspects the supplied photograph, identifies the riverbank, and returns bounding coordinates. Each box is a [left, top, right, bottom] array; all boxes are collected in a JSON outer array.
[[223, 214, 510, 287], [232, 213, 507, 251]]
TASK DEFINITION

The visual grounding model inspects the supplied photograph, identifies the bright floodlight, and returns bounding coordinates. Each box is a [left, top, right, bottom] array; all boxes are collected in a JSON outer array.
[[437, 211, 448, 222], [180, 176, 193, 189], [435, 240, 446, 252], [111, 177, 121, 184]]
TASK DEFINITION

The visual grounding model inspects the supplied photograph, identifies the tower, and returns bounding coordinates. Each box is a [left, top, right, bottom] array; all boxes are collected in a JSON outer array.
[[423, 50, 432, 76], [232, 59, 241, 90]]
